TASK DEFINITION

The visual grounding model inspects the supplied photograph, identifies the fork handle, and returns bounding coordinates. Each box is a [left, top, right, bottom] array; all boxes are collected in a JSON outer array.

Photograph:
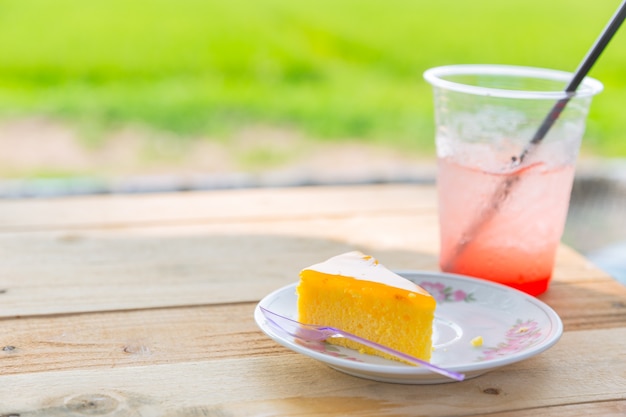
[[334, 329, 465, 381]]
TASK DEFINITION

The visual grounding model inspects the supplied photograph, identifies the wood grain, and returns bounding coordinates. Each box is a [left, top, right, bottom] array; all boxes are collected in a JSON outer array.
[[0, 219, 440, 318], [0, 303, 266, 375], [0, 185, 615, 318], [0, 184, 437, 231], [0, 184, 625, 415], [1, 328, 624, 416], [2, 287, 626, 377]]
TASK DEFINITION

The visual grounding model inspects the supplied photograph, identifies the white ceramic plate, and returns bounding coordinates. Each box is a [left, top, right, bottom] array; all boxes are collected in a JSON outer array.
[[255, 270, 563, 384]]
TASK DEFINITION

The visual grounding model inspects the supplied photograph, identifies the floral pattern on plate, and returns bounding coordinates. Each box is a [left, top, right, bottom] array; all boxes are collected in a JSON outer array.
[[478, 319, 543, 361], [420, 281, 476, 303]]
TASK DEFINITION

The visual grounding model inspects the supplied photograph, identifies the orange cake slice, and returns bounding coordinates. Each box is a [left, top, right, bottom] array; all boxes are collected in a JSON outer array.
[[297, 251, 436, 363]]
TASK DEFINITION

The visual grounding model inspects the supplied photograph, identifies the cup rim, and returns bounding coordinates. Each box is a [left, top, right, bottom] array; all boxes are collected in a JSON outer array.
[[423, 64, 603, 99]]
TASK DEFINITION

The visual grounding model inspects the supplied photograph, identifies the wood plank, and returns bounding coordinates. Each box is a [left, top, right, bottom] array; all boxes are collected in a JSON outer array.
[[0, 185, 624, 416], [0, 184, 437, 231], [0, 184, 620, 319], [480, 400, 626, 417], [541, 279, 626, 331], [1, 328, 624, 416], [0, 215, 441, 317], [2, 298, 626, 377], [551, 245, 614, 283], [0, 210, 620, 318], [0, 303, 264, 375]]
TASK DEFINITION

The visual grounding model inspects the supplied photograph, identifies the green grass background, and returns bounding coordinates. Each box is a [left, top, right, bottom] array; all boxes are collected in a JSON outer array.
[[0, 0, 625, 156]]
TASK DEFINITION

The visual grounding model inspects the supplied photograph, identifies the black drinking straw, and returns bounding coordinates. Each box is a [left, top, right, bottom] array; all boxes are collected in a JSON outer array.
[[443, 0, 626, 271], [520, 0, 626, 162]]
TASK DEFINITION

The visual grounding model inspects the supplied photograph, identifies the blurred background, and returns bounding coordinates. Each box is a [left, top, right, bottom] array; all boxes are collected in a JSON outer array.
[[0, 0, 624, 279]]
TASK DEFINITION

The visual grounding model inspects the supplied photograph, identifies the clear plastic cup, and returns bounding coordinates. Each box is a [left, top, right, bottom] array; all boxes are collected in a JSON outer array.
[[424, 65, 603, 296]]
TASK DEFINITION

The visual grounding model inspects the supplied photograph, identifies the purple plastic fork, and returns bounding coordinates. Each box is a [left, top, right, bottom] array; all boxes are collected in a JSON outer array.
[[260, 306, 465, 381]]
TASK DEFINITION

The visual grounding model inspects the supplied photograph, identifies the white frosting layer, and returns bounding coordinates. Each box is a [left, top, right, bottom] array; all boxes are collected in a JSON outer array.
[[303, 251, 429, 295]]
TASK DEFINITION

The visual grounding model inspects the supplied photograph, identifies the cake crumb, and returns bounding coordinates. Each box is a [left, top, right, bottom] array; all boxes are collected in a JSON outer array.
[[470, 336, 483, 347]]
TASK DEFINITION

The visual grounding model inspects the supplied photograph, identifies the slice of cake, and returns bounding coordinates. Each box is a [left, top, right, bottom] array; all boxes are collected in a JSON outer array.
[[297, 251, 436, 363]]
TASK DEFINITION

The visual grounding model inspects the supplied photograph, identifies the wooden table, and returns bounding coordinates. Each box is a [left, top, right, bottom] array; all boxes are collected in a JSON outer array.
[[1, 184, 625, 416]]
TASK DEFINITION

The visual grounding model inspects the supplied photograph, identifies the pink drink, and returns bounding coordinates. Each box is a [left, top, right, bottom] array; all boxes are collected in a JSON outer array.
[[437, 157, 575, 295], [425, 65, 602, 295]]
